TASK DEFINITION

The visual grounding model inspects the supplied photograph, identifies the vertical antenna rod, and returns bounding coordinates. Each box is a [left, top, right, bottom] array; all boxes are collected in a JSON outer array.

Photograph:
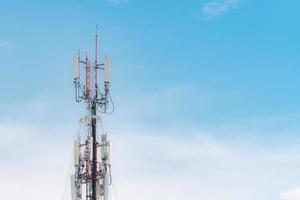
[[85, 51, 90, 98], [95, 26, 98, 91]]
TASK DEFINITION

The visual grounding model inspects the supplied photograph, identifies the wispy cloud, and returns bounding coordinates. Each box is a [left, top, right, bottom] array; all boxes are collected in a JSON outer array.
[[201, 0, 241, 20], [107, 0, 128, 5], [281, 187, 300, 200], [0, 40, 11, 49]]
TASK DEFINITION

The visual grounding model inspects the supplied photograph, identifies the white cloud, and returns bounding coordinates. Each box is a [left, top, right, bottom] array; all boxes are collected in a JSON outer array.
[[281, 187, 300, 200], [2, 119, 300, 200], [107, 0, 128, 5], [3, 96, 300, 200], [0, 123, 72, 200], [201, 0, 241, 20]]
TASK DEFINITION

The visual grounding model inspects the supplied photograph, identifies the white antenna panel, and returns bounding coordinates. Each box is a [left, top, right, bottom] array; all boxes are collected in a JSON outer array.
[[71, 175, 76, 200], [96, 181, 101, 197], [73, 140, 80, 166], [104, 56, 110, 83], [108, 141, 111, 165], [73, 55, 79, 80], [104, 171, 109, 200]]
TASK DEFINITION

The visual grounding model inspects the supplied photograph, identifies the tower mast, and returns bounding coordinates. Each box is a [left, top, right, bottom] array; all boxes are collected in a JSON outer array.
[[91, 103, 97, 200], [91, 28, 99, 200], [72, 30, 113, 200]]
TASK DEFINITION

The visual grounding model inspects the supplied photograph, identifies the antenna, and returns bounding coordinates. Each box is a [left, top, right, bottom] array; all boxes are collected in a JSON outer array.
[[73, 52, 79, 81], [71, 29, 114, 200], [95, 26, 98, 89], [104, 55, 110, 83], [85, 50, 90, 98]]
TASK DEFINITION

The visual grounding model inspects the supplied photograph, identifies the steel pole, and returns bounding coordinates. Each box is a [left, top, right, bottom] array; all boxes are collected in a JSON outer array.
[[91, 102, 97, 200]]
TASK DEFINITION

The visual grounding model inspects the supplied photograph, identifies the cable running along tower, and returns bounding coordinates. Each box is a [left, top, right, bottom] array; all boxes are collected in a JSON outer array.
[[71, 30, 113, 200]]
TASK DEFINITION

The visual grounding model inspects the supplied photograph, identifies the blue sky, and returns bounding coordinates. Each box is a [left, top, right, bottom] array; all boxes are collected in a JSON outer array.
[[1, 0, 300, 124], [1, 0, 300, 200]]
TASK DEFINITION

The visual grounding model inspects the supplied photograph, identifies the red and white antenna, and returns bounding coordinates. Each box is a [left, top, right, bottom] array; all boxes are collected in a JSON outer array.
[[95, 26, 98, 91], [85, 50, 90, 98]]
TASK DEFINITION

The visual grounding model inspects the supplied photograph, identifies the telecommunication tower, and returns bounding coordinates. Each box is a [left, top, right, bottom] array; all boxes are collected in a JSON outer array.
[[71, 29, 113, 200]]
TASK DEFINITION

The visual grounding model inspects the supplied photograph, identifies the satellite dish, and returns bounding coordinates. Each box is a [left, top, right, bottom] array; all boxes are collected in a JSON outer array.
[[104, 55, 110, 83], [73, 54, 79, 80]]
